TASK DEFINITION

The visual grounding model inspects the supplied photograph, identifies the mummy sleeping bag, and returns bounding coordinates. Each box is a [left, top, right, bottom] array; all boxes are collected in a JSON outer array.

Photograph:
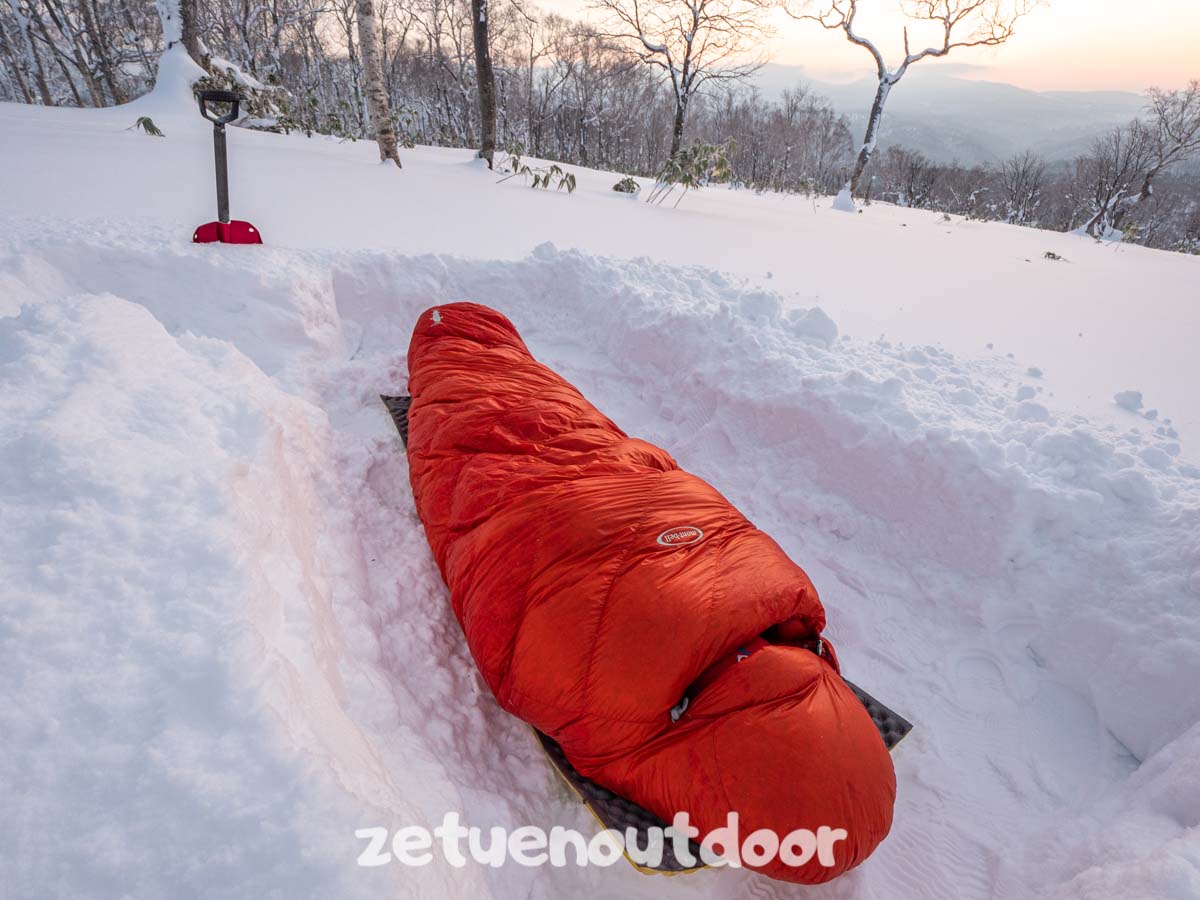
[[397, 302, 898, 884]]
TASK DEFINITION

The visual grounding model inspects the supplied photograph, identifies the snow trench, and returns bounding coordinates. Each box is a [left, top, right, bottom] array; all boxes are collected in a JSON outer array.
[[2, 231, 1198, 899]]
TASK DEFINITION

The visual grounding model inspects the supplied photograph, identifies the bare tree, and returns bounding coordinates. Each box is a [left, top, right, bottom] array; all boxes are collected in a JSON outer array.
[[787, 0, 1038, 208], [470, 0, 497, 165], [356, 0, 403, 166], [999, 150, 1044, 224], [1076, 123, 1153, 238], [1074, 84, 1199, 238], [1143, 83, 1200, 190], [1101, 81, 1200, 231], [77, 0, 127, 103], [591, 0, 771, 161], [4, 0, 54, 104], [330, 0, 368, 134], [35, 0, 104, 105], [879, 145, 937, 207], [409, 0, 477, 145], [504, 3, 571, 157], [0, 19, 35, 102]]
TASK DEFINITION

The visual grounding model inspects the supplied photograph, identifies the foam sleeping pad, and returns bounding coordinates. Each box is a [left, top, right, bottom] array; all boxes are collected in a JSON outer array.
[[391, 303, 904, 884]]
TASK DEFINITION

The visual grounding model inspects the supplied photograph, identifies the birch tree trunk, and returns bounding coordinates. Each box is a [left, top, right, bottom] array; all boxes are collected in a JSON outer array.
[[848, 78, 892, 195], [470, 0, 496, 167], [355, 0, 402, 167]]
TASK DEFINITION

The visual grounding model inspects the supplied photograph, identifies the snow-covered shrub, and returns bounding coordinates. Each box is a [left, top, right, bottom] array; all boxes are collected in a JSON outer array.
[[613, 177, 640, 195], [193, 64, 289, 133]]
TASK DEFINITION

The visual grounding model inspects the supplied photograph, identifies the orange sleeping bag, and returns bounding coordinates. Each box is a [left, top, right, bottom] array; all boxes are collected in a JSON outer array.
[[404, 302, 896, 883]]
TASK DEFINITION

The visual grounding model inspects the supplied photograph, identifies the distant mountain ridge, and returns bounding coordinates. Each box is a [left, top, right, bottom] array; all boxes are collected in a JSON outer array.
[[752, 64, 1148, 166]]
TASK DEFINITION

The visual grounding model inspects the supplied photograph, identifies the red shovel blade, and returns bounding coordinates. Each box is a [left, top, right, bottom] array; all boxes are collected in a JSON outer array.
[[192, 220, 263, 244]]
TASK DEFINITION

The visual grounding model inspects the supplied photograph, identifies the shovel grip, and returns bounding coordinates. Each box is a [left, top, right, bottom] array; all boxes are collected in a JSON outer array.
[[197, 90, 240, 126]]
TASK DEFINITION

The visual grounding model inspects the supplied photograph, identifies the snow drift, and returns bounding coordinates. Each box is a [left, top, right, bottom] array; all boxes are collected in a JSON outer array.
[[3, 223, 1199, 898]]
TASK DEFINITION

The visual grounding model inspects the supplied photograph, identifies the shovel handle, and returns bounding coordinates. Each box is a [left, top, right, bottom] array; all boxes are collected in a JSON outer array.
[[197, 90, 240, 126], [197, 90, 240, 223]]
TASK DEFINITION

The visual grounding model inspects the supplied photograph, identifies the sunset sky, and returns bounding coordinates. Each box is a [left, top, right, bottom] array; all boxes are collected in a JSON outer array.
[[542, 0, 1200, 93]]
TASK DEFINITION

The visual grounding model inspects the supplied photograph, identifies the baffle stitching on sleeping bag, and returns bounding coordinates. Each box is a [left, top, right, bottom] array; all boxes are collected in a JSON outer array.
[[492, 534, 541, 706], [496, 474, 653, 705], [711, 727, 739, 829], [580, 470, 669, 716], [705, 524, 726, 697]]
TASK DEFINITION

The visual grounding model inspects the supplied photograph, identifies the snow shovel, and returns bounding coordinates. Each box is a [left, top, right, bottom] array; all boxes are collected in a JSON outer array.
[[192, 90, 262, 244]]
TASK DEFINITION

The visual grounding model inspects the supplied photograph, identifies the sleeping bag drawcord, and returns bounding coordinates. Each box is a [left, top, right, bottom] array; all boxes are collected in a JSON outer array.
[[670, 636, 826, 723], [669, 697, 689, 722]]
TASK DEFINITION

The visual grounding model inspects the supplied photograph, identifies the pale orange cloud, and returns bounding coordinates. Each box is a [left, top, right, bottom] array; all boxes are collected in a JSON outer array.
[[541, 0, 1200, 92]]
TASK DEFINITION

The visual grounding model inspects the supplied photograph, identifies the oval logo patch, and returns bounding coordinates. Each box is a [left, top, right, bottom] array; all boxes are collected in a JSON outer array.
[[656, 526, 704, 547]]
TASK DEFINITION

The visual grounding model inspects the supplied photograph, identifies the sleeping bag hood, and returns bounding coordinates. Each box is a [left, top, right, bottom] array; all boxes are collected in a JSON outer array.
[[403, 302, 897, 884]]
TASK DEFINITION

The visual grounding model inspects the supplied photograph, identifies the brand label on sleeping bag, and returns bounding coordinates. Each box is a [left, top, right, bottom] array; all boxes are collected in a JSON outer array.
[[656, 526, 704, 547]]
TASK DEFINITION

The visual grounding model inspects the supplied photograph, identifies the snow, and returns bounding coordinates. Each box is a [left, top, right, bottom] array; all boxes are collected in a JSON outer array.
[[6, 94, 1197, 447], [1115, 389, 1145, 412], [831, 186, 858, 212], [154, 0, 182, 46], [2, 85, 1200, 900]]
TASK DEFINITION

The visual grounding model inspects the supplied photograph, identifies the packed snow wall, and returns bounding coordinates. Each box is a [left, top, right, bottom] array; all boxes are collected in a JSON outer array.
[[3, 230, 1199, 899]]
